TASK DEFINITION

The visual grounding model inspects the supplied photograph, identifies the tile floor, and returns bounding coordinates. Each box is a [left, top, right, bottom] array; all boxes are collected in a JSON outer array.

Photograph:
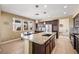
[[52, 35, 77, 54], [0, 35, 76, 54], [0, 40, 24, 54]]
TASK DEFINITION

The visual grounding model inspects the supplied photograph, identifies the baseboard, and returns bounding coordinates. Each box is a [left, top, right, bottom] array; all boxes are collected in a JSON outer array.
[[0, 38, 21, 45]]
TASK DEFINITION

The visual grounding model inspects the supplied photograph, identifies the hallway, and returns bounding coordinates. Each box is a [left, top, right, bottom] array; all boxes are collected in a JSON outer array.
[[52, 36, 77, 54]]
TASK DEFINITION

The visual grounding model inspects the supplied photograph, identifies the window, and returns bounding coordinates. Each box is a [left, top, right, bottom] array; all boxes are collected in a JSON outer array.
[[23, 21, 28, 30], [13, 18, 22, 31]]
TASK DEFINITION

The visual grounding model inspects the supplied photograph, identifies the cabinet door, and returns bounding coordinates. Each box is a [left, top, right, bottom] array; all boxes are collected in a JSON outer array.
[[32, 42, 45, 54], [76, 38, 79, 53], [45, 40, 50, 54], [50, 37, 55, 53], [45, 36, 55, 54], [46, 44, 50, 54], [74, 14, 79, 27], [50, 40, 53, 53], [52, 39, 55, 49], [74, 35, 77, 49]]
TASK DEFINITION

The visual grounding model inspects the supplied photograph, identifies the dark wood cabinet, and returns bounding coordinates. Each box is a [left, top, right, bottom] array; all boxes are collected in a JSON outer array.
[[35, 20, 59, 38], [50, 40, 53, 52], [45, 43, 50, 54], [32, 35, 55, 54], [75, 35, 79, 53], [70, 34, 79, 53], [74, 14, 79, 28], [70, 34, 77, 49], [32, 43, 45, 54]]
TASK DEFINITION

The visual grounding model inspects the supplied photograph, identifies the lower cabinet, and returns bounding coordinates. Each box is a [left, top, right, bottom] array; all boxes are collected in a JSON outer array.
[[32, 35, 55, 54], [45, 44, 50, 54], [70, 34, 76, 49], [45, 39, 51, 54], [50, 40, 53, 53], [70, 34, 79, 53], [75, 36, 79, 53]]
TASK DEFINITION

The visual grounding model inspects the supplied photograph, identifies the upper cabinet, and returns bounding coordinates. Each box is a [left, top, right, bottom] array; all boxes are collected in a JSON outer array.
[[74, 14, 79, 28], [35, 20, 59, 32]]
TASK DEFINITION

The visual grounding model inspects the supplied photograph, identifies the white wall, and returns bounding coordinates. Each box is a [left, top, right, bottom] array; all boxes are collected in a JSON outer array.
[[59, 18, 70, 37]]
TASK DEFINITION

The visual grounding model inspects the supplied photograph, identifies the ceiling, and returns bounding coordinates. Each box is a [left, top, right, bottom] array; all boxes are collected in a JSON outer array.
[[1, 4, 79, 20]]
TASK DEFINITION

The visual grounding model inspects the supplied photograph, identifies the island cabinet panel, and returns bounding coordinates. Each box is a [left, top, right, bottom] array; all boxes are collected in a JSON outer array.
[[50, 40, 53, 52], [32, 43, 45, 54], [50, 36, 55, 52], [32, 35, 55, 54], [45, 39, 50, 54], [45, 44, 50, 54]]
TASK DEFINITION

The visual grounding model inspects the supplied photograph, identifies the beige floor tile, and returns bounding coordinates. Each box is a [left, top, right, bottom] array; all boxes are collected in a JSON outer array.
[[0, 35, 77, 54], [52, 36, 77, 54], [0, 40, 24, 54]]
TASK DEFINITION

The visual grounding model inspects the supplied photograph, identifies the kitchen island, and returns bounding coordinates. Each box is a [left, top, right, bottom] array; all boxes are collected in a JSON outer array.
[[21, 32, 56, 54]]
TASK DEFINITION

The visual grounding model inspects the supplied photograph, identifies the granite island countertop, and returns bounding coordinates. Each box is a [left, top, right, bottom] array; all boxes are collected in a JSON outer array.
[[21, 32, 56, 44]]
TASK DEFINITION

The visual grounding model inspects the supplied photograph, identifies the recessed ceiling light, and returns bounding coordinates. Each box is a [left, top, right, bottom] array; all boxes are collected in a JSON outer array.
[[64, 5, 68, 8], [35, 5, 39, 8], [44, 5, 47, 8], [35, 13, 39, 15], [64, 12, 67, 14], [44, 12, 47, 14]]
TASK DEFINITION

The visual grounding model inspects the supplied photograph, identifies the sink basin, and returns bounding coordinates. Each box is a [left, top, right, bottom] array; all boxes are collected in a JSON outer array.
[[42, 34, 52, 37], [24, 33, 31, 36]]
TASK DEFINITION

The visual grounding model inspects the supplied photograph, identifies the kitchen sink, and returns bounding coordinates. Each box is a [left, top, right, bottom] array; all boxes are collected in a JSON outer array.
[[42, 34, 52, 37]]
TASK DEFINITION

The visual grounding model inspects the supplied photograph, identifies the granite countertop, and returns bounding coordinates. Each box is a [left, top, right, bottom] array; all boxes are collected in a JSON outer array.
[[75, 35, 79, 38], [21, 32, 56, 44], [74, 35, 79, 42]]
